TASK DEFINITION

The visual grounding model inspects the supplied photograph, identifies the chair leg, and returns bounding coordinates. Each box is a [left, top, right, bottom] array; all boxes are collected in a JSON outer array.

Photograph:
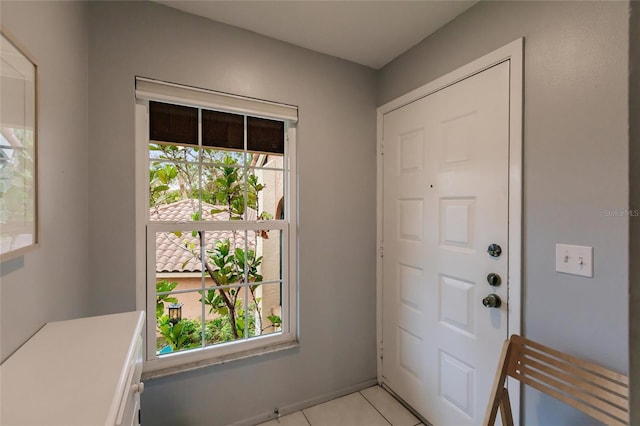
[[499, 387, 515, 426], [483, 339, 513, 426]]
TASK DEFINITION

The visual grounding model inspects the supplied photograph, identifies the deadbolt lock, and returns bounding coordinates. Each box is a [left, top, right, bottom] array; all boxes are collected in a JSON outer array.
[[487, 244, 502, 257], [487, 273, 502, 287]]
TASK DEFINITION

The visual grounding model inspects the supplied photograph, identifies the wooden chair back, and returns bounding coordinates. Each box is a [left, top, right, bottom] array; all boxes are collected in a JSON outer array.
[[484, 334, 629, 426]]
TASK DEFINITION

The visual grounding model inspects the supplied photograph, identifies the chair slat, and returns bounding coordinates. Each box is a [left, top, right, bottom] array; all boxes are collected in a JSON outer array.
[[519, 355, 628, 408], [519, 346, 629, 396], [484, 335, 629, 426], [512, 335, 628, 385], [513, 370, 628, 426], [515, 364, 629, 421]]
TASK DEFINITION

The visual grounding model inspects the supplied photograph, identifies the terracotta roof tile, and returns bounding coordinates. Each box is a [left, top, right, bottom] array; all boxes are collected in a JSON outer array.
[[151, 200, 256, 273]]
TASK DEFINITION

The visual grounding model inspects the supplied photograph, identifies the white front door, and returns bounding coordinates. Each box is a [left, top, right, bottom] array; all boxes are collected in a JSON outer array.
[[381, 61, 511, 425]]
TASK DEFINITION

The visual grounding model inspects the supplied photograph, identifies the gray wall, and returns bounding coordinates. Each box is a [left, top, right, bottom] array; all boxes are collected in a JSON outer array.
[[379, 1, 629, 424], [0, 1, 90, 362], [1, 1, 633, 425], [87, 2, 377, 425], [629, 1, 639, 424]]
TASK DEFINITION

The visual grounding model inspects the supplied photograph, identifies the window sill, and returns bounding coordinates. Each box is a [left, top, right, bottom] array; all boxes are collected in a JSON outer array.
[[142, 339, 299, 380]]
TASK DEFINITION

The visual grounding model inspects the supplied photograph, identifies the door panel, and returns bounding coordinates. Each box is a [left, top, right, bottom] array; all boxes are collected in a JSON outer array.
[[382, 61, 510, 425]]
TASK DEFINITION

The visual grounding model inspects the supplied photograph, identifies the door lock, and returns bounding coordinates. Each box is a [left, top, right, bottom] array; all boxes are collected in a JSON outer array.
[[487, 244, 502, 257], [482, 294, 502, 308], [487, 273, 502, 286]]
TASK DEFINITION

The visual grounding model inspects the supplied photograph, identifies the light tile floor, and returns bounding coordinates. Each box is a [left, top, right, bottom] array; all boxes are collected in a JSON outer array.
[[257, 385, 423, 426]]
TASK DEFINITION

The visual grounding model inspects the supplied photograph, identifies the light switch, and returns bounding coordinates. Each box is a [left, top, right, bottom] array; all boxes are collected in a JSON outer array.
[[555, 244, 593, 277]]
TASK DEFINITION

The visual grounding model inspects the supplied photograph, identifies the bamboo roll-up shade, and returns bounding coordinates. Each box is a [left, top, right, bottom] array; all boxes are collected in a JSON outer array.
[[149, 101, 285, 154], [148, 101, 197, 145]]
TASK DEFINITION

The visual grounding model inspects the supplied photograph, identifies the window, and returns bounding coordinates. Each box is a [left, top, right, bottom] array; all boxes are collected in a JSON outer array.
[[135, 79, 297, 374]]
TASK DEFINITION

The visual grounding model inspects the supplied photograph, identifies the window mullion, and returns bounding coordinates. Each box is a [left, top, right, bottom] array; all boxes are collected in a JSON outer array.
[[198, 109, 206, 349], [247, 229, 252, 339], [243, 116, 250, 340], [198, 108, 203, 219], [243, 115, 249, 220], [200, 229, 206, 349]]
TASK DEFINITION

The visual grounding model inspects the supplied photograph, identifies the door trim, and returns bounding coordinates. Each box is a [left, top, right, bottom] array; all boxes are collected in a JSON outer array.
[[376, 38, 523, 423]]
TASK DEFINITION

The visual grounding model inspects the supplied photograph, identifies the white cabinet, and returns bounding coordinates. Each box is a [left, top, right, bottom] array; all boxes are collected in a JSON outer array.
[[0, 311, 145, 425]]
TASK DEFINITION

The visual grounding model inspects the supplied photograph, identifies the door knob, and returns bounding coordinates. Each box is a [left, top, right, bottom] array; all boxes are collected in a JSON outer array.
[[487, 244, 502, 257], [482, 294, 502, 308], [487, 273, 501, 286]]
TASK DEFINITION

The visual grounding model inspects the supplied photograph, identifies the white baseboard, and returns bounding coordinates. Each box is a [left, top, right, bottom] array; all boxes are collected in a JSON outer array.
[[229, 378, 379, 426]]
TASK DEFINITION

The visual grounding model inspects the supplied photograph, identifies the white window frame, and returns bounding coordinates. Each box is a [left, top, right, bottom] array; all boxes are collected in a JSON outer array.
[[135, 78, 298, 377]]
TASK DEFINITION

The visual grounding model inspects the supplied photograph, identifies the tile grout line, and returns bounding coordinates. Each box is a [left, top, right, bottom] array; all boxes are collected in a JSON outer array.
[[359, 389, 393, 426], [360, 387, 423, 426], [300, 409, 312, 426], [379, 384, 426, 426]]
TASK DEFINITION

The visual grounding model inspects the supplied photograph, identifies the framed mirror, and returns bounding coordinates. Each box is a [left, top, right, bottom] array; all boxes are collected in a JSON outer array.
[[1, 29, 38, 259]]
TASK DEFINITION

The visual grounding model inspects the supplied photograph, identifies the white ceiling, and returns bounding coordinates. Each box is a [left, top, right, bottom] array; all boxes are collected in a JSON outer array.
[[156, 1, 477, 69]]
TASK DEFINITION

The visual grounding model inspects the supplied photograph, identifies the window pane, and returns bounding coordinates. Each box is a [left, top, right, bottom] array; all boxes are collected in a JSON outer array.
[[155, 290, 204, 355], [250, 283, 283, 337], [155, 230, 202, 273], [202, 230, 254, 285], [200, 165, 248, 220], [150, 101, 197, 145], [201, 147, 244, 167], [198, 229, 281, 285], [150, 142, 199, 163], [202, 109, 243, 151], [202, 285, 248, 346], [149, 161, 200, 216], [247, 116, 284, 154], [259, 153, 285, 169], [255, 228, 282, 283], [249, 167, 284, 221]]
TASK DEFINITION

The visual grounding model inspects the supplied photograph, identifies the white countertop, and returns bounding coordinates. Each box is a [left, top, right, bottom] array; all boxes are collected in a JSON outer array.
[[1, 311, 145, 425]]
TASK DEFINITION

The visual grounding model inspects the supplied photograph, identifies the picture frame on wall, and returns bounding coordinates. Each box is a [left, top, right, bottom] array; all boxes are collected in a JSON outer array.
[[0, 29, 38, 260]]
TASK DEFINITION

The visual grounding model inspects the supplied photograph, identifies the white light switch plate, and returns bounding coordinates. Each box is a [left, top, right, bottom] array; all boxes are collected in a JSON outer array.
[[555, 244, 593, 277]]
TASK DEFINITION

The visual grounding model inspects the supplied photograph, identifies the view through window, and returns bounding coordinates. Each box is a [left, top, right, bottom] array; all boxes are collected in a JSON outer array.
[[145, 100, 290, 359]]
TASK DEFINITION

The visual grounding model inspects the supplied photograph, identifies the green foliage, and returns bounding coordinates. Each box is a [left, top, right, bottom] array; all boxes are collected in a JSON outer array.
[[236, 248, 263, 283], [196, 238, 265, 339], [149, 163, 181, 206], [179, 317, 207, 343], [210, 156, 246, 218], [156, 280, 178, 318], [157, 315, 199, 351], [156, 309, 259, 353], [204, 301, 258, 342], [200, 287, 229, 316], [206, 240, 240, 285], [247, 173, 263, 211], [206, 317, 234, 342], [267, 314, 282, 328]]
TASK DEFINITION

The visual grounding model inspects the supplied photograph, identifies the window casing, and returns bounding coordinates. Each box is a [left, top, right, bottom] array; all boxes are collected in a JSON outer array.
[[135, 79, 298, 375]]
